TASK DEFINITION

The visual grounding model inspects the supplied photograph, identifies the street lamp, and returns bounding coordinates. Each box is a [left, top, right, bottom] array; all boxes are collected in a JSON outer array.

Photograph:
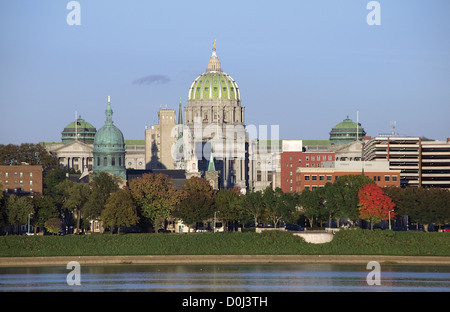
[[214, 211, 220, 233], [388, 209, 395, 230]]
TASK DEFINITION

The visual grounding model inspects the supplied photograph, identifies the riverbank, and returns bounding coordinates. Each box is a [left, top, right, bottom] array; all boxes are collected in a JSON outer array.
[[2, 254, 450, 267], [1, 230, 449, 259]]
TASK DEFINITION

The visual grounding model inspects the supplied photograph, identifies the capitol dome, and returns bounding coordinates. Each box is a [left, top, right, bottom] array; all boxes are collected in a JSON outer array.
[[93, 97, 126, 179], [188, 44, 240, 101]]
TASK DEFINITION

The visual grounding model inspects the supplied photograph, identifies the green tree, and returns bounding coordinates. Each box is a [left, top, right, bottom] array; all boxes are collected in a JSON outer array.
[[214, 187, 242, 231], [240, 190, 265, 227], [0, 143, 58, 171], [83, 172, 120, 221], [300, 187, 327, 228], [44, 218, 63, 235], [101, 189, 139, 234], [173, 177, 214, 233], [56, 180, 91, 234], [263, 188, 297, 228], [129, 173, 183, 229], [33, 195, 59, 234], [5, 195, 34, 234]]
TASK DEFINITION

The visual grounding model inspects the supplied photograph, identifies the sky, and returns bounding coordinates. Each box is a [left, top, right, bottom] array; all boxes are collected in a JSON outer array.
[[1, 0, 449, 145]]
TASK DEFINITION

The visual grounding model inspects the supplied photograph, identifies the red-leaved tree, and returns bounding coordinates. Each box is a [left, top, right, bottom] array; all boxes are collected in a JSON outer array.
[[358, 183, 396, 230]]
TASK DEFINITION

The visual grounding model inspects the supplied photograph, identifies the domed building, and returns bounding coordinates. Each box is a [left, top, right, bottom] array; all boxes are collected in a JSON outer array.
[[61, 116, 97, 144], [93, 96, 126, 179], [329, 116, 366, 145], [183, 42, 247, 189]]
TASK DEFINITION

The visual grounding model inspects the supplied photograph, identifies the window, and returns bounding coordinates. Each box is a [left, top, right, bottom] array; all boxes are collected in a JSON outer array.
[[290, 186, 293, 191], [29, 172, 33, 177], [385, 175, 390, 182], [111, 157, 115, 166], [305, 186, 310, 190], [103, 157, 107, 166], [317, 156, 321, 161], [328, 155, 332, 161], [305, 175, 310, 181], [298, 158, 301, 163], [311, 156, 315, 161], [393, 175, 397, 182], [306, 156, 309, 161], [257, 170, 261, 181], [312, 175, 317, 181], [289, 156, 292, 161], [289, 171, 292, 176], [290, 178, 293, 183], [319, 175, 324, 181]]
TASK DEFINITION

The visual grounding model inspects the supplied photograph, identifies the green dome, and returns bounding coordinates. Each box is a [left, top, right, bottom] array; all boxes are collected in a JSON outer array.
[[188, 47, 240, 101], [61, 116, 97, 144], [93, 99, 126, 179], [188, 71, 240, 100], [329, 116, 366, 145]]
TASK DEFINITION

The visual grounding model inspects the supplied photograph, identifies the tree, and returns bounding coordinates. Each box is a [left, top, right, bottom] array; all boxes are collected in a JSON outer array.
[[129, 173, 183, 229], [45, 218, 63, 235], [263, 188, 297, 228], [173, 177, 214, 232], [5, 195, 34, 234], [300, 188, 326, 228], [56, 180, 91, 234], [214, 187, 243, 231], [33, 195, 59, 234], [83, 172, 120, 221], [240, 190, 265, 227], [0, 143, 58, 171], [101, 189, 139, 234], [330, 175, 374, 226], [358, 183, 396, 230]]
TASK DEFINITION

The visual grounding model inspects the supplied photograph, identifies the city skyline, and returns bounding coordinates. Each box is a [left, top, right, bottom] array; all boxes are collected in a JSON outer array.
[[1, 0, 449, 145]]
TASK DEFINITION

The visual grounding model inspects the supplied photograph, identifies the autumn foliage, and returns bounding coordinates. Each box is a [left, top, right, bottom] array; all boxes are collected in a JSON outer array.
[[358, 183, 396, 230]]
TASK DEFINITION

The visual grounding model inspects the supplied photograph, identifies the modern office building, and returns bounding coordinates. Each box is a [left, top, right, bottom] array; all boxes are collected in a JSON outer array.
[[362, 136, 450, 188]]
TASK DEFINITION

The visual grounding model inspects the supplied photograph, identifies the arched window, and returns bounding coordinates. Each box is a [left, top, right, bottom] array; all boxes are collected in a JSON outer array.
[[111, 157, 115, 166], [103, 157, 107, 166]]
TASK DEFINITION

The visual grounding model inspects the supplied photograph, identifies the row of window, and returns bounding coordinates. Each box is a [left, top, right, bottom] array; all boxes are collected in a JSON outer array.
[[1, 180, 34, 186], [2, 172, 33, 178], [96, 156, 124, 167], [287, 155, 333, 162], [304, 175, 334, 181]]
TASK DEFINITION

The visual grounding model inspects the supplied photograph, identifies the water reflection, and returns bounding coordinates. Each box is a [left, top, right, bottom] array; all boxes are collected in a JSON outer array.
[[1, 264, 449, 292]]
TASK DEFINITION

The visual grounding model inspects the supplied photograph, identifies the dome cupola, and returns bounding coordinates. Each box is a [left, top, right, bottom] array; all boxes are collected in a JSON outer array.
[[93, 96, 126, 179]]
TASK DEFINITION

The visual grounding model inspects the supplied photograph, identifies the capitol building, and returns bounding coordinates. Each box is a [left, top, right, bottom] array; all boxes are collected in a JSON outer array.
[[45, 43, 371, 192]]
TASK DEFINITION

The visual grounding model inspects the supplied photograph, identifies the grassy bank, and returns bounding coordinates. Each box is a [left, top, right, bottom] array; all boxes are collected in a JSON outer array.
[[1, 230, 449, 257]]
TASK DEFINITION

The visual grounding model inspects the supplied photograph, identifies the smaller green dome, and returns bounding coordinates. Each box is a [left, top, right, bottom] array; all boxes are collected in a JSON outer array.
[[61, 115, 97, 144], [329, 116, 366, 145]]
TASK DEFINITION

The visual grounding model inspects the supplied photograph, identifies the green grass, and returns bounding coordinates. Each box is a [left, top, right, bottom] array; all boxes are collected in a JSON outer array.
[[1, 230, 449, 257]]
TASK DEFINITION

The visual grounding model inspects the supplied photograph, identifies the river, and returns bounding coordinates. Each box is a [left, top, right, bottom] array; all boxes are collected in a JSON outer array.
[[1, 263, 450, 292]]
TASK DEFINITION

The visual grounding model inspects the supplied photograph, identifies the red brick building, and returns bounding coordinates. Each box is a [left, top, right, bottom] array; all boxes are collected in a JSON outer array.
[[295, 161, 401, 192], [0, 165, 43, 195], [281, 151, 335, 192]]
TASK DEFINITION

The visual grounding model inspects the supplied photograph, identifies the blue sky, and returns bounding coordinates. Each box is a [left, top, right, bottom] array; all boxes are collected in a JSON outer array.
[[1, 0, 449, 144]]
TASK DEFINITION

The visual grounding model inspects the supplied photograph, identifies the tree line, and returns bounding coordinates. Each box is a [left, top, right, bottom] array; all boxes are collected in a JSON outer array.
[[1, 166, 449, 235]]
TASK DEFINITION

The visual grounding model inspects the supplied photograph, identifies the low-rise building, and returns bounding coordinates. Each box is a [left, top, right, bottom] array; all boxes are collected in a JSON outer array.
[[296, 161, 400, 192], [0, 164, 43, 195]]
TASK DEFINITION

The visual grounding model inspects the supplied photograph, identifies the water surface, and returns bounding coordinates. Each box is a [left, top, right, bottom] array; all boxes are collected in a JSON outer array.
[[1, 263, 449, 292]]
